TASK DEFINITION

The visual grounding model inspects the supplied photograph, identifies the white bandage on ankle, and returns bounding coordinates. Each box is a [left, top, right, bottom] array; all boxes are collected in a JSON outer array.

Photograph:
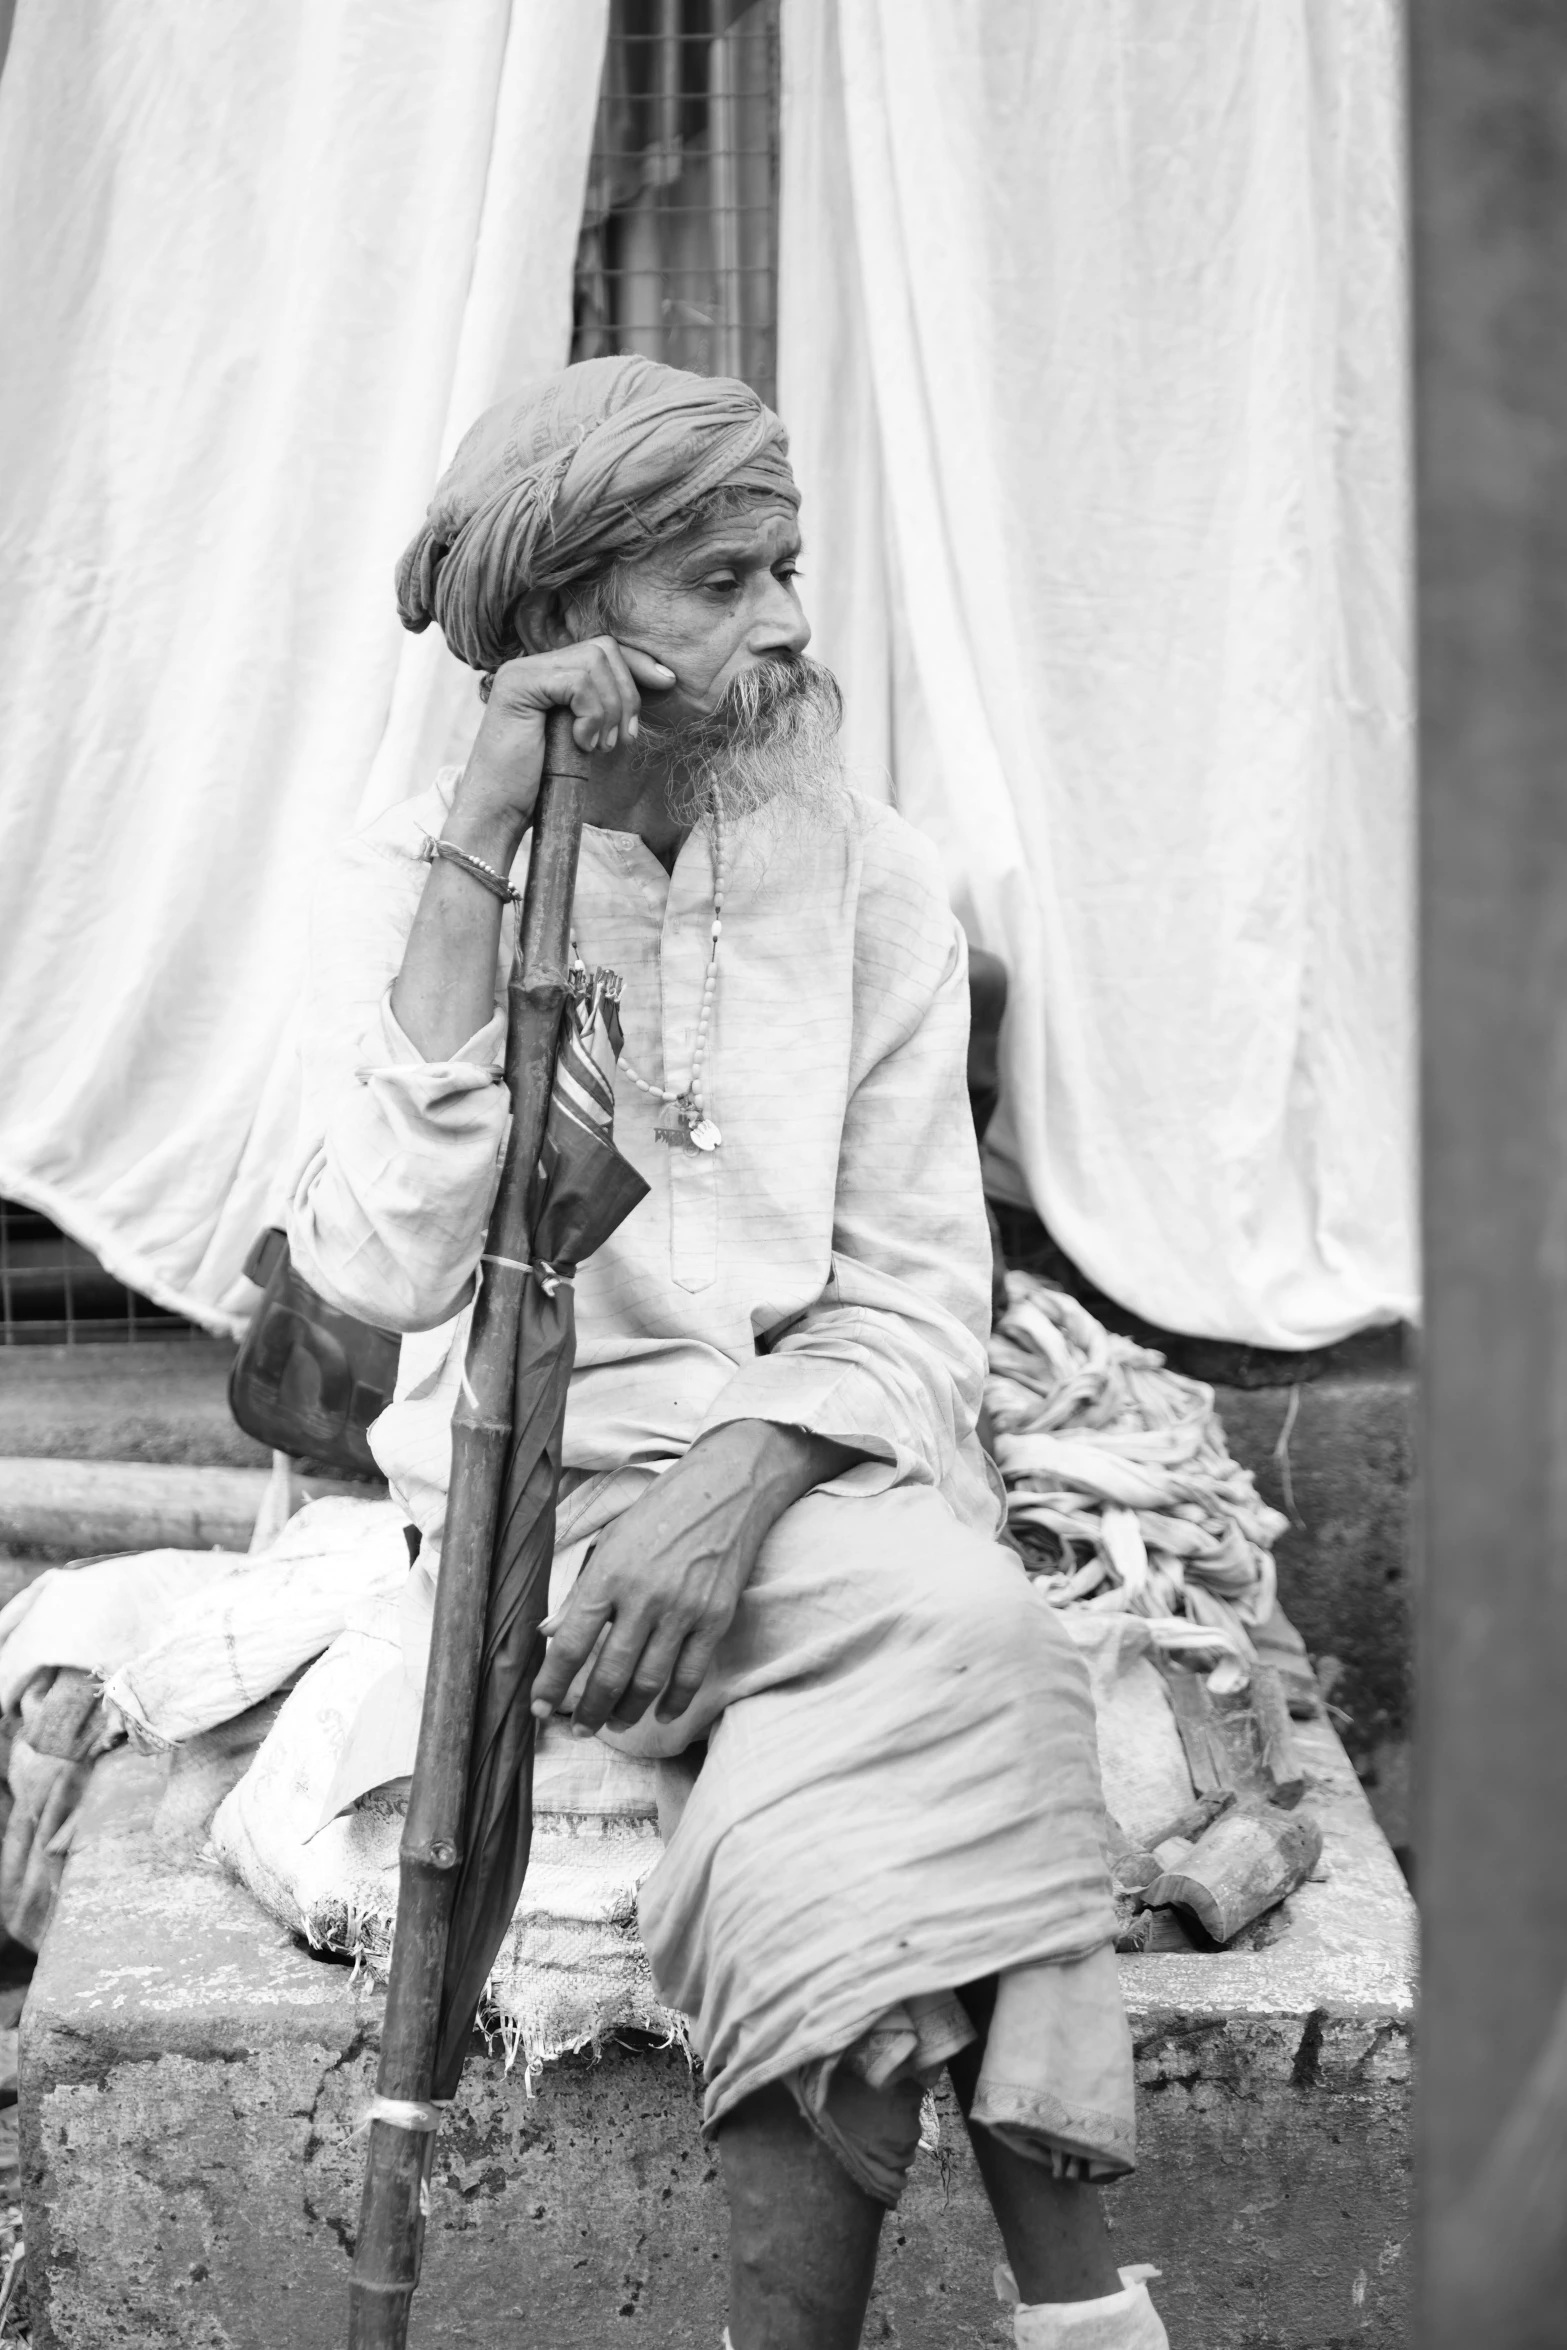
[[998, 2265, 1169, 2349]]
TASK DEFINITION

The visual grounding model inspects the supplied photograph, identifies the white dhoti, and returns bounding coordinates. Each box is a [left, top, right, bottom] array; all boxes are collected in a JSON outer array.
[[292, 1473, 1133, 2205], [620, 1486, 1133, 2199]]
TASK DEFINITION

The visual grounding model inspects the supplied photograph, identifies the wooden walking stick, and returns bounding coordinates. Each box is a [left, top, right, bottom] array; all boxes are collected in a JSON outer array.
[[347, 707, 588, 2348]]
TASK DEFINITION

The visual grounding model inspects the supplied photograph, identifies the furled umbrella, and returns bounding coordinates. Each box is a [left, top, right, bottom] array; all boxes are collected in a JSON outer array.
[[348, 712, 648, 2347], [432, 948, 648, 2095]]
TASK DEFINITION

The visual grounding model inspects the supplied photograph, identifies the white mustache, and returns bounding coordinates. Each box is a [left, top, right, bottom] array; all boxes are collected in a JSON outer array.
[[636, 655, 850, 834]]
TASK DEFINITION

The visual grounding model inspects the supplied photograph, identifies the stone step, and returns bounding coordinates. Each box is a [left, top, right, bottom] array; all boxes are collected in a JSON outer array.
[[0, 1456, 273, 1554], [0, 1342, 268, 1471], [20, 1725, 1414, 2349], [0, 1455, 388, 1559]]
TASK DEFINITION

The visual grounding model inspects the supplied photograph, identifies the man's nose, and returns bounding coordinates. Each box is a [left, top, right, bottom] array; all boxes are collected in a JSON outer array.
[[750, 575, 811, 658]]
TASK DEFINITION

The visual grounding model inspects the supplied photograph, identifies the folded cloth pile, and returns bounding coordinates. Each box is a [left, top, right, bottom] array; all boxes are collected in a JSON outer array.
[[0, 1545, 236, 1946], [101, 1496, 410, 1744], [0, 1500, 409, 1948], [0, 1665, 120, 1946], [985, 1275, 1287, 1657]]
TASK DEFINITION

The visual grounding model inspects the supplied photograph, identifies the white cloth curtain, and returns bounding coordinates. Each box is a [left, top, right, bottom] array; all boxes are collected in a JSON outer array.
[[0, 0, 607, 1329], [780, 0, 1416, 1349]]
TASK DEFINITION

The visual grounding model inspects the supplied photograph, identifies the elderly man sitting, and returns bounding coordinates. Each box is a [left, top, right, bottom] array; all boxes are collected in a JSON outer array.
[[291, 357, 1169, 2350]]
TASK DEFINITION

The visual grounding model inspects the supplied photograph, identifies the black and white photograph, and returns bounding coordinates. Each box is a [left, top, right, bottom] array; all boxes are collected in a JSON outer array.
[[0, 3, 1541, 2345]]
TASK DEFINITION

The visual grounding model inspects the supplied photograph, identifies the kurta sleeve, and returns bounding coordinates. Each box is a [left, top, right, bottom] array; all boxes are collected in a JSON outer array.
[[285, 772, 512, 1334], [696, 822, 992, 1493]]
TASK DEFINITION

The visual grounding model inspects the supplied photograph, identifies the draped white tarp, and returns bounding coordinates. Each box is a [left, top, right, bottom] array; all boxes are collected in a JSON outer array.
[[780, 0, 1416, 1349], [0, 0, 607, 1329]]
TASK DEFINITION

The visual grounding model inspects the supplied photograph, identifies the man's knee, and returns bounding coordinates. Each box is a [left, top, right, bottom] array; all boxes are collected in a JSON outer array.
[[717, 2084, 884, 2346], [902, 1533, 1045, 1660]]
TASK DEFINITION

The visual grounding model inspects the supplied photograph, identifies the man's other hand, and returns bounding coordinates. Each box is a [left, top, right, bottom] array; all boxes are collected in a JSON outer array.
[[529, 1420, 860, 1737]]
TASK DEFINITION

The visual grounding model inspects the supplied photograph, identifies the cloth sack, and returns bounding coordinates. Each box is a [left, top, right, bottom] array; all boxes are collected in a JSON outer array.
[[212, 1606, 680, 2075]]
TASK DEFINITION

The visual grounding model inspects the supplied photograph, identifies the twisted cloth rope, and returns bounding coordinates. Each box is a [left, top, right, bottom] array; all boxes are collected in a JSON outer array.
[[986, 1274, 1286, 1657]]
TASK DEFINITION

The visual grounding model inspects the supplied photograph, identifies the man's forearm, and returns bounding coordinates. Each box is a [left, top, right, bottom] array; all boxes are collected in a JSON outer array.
[[681, 1419, 864, 1546], [389, 777, 526, 1061]]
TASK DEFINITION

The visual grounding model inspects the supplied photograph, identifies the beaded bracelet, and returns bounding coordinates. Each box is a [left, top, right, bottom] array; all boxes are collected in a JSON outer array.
[[419, 834, 519, 906]]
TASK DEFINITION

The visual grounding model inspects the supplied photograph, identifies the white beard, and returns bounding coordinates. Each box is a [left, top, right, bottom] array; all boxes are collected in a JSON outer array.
[[641, 656, 851, 834]]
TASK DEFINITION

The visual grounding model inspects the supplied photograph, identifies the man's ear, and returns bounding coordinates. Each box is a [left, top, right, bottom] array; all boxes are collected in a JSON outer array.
[[511, 589, 571, 655]]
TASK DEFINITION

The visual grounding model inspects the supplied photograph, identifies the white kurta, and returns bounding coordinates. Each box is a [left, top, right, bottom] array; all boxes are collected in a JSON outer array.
[[288, 768, 1003, 1555]]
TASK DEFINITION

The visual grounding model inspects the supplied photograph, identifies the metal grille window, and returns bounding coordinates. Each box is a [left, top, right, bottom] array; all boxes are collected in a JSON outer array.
[[0, 1199, 196, 1345], [573, 0, 781, 405]]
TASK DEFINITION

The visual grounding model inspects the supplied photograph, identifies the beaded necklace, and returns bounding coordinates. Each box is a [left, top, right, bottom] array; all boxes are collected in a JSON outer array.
[[573, 810, 726, 1153]]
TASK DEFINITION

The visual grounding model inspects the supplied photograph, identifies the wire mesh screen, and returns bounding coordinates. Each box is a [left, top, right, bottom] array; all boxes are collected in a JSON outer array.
[[573, 0, 781, 406], [0, 1200, 197, 1345]]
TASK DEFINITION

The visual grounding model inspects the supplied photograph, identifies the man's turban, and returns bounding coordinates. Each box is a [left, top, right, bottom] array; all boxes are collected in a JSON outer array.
[[395, 356, 799, 675]]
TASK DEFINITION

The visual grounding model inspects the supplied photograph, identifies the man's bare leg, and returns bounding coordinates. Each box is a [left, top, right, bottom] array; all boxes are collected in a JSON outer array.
[[949, 1987, 1123, 2305], [717, 2084, 884, 2350]]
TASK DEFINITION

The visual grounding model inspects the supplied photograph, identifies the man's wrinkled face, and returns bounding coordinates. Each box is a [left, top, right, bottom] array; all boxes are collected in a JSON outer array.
[[592, 499, 847, 829], [611, 504, 811, 720]]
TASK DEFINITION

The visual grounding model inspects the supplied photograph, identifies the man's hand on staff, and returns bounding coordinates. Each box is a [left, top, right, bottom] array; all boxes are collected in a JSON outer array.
[[530, 1420, 860, 1737], [455, 637, 676, 859], [390, 636, 672, 1063]]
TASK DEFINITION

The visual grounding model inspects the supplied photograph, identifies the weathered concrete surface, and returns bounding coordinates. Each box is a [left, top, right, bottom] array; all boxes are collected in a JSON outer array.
[[23, 1727, 1413, 2350], [0, 1455, 388, 1559], [1216, 1378, 1413, 1757], [1115, 1711, 1414, 2347], [0, 1344, 268, 1471], [1217, 1375, 1415, 1860], [0, 1456, 274, 1554]]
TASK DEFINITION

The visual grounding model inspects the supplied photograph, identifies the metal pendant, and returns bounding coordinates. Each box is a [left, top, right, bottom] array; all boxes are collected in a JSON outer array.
[[655, 1096, 721, 1152]]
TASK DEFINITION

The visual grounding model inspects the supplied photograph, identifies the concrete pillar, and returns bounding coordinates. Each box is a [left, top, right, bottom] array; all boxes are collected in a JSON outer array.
[[1414, 8, 1567, 2342]]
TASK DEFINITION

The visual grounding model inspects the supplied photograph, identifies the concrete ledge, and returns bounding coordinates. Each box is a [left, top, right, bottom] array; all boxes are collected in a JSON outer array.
[[21, 1727, 1414, 2349], [0, 1344, 269, 1472], [0, 1457, 387, 1557], [0, 1458, 271, 1554]]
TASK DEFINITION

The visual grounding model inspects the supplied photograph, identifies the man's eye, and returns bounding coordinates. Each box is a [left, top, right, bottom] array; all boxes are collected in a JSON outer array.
[[776, 565, 802, 585], [700, 574, 740, 595]]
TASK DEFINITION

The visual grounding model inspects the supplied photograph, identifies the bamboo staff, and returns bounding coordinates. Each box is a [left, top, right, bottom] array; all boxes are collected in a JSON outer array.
[[347, 707, 588, 2348]]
